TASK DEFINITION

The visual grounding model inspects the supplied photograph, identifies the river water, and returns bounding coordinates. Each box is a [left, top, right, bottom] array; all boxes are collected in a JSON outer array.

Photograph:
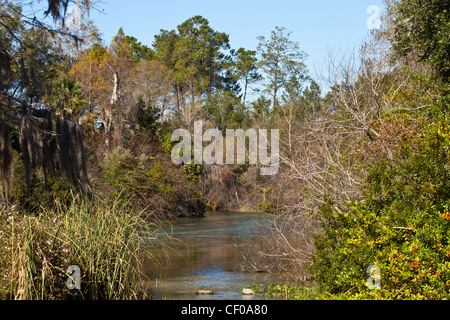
[[141, 211, 285, 300]]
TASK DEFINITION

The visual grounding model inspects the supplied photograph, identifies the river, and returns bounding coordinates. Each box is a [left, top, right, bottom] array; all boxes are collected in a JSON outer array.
[[141, 211, 285, 300]]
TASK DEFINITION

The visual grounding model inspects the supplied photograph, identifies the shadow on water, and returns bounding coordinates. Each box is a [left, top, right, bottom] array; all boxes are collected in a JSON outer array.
[[140, 211, 286, 300]]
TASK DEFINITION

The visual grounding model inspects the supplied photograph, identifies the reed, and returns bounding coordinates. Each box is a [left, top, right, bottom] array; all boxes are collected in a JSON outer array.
[[0, 194, 160, 300]]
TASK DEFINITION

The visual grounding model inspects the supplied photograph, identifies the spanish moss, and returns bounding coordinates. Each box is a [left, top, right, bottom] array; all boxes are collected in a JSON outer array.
[[56, 114, 92, 197], [0, 113, 13, 205]]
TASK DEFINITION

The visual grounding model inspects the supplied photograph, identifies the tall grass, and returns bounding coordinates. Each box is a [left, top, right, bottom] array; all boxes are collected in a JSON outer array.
[[0, 194, 160, 300]]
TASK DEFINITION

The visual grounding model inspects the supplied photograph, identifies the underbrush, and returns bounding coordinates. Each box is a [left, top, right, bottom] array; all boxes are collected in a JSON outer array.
[[101, 146, 207, 217], [311, 112, 450, 300]]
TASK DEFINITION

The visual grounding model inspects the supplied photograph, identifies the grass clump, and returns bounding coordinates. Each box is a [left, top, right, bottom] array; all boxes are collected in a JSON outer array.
[[0, 194, 158, 300]]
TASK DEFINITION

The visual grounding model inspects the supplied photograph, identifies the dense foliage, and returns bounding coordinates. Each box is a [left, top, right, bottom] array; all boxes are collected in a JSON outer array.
[[313, 113, 450, 299], [309, 0, 450, 299], [1, 0, 450, 300]]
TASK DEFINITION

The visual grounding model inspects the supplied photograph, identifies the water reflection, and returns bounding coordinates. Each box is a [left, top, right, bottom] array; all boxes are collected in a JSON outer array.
[[141, 211, 284, 300]]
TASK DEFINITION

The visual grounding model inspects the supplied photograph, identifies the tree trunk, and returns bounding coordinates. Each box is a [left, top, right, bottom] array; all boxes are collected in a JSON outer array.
[[272, 52, 280, 110], [175, 84, 183, 112], [160, 94, 167, 123], [243, 76, 249, 107], [104, 65, 120, 151], [273, 65, 279, 110], [0, 115, 13, 203]]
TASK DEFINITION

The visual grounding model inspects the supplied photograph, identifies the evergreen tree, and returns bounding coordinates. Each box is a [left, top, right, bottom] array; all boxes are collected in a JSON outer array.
[[257, 27, 309, 110], [154, 16, 233, 110], [386, 0, 450, 82], [230, 48, 261, 107]]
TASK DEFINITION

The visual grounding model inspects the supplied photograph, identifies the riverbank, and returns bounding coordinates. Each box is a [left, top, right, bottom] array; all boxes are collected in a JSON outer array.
[[246, 283, 319, 300]]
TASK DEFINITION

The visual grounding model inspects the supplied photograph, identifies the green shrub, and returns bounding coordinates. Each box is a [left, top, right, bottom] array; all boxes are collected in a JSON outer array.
[[183, 163, 203, 184], [158, 123, 177, 155], [102, 147, 148, 191], [311, 114, 450, 299], [10, 149, 75, 213], [103, 148, 171, 194], [101, 147, 206, 217], [147, 161, 174, 197], [134, 97, 160, 133]]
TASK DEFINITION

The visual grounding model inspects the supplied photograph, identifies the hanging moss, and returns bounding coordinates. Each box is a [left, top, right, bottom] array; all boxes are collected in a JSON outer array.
[[0, 48, 12, 91], [56, 114, 92, 197], [19, 110, 56, 196], [0, 114, 13, 203], [18, 109, 91, 198]]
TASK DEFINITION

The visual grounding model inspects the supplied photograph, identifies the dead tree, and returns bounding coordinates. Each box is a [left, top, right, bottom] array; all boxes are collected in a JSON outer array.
[[101, 64, 120, 152]]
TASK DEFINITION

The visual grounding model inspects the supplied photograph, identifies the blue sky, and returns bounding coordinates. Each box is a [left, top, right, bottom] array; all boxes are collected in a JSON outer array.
[[86, 0, 385, 77]]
